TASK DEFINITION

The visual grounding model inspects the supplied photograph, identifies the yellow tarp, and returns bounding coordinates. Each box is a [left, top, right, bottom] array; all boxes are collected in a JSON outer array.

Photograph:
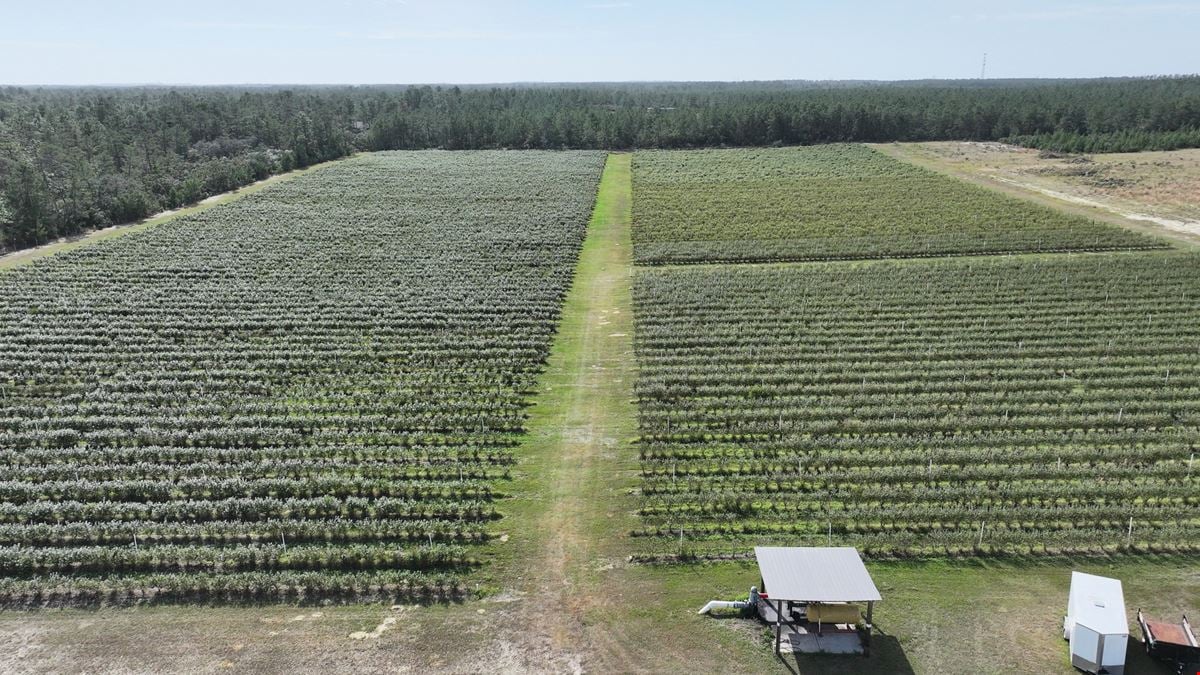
[[807, 603, 861, 624]]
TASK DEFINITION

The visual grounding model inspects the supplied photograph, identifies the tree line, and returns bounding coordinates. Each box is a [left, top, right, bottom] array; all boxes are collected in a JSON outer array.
[[2, 77, 1198, 253]]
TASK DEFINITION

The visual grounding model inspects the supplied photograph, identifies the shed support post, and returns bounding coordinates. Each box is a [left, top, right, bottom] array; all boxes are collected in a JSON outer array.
[[774, 599, 782, 655], [865, 600, 874, 657]]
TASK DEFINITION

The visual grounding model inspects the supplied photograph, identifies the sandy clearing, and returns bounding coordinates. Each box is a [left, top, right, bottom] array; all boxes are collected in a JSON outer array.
[[990, 174, 1200, 237]]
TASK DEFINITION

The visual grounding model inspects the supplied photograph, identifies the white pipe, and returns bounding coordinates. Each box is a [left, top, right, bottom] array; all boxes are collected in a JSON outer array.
[[698, 600, 747, 615]]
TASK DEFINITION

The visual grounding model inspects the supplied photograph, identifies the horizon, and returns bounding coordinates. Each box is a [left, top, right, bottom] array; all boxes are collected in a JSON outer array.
[[4, 0, 1199, 85], [7, 74, 1200, 89]]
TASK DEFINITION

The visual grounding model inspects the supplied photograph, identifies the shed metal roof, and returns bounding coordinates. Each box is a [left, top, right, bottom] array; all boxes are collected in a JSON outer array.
[[754, 547, 882, 603]]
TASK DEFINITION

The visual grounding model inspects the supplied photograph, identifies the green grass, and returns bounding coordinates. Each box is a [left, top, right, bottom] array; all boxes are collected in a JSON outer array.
[[472, 151, 642, 583], [648, 556, 1199, 674]]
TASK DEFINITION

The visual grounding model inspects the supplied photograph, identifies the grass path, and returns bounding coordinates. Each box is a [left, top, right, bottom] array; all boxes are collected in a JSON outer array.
[[508, 150, 641, 654], [447, 150, 646, 670], [384, 152, 773, 672], [394, 153, 771, 671]]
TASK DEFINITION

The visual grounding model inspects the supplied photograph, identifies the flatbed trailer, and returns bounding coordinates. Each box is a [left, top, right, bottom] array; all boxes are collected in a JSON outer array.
[[1137, 609, 1200, 675]]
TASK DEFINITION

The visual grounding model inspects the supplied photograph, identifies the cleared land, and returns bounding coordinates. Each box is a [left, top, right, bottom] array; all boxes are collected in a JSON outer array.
[[0, 150, 605, 603], [632, 253, 1200, 557], [878, 142, 1200, 241], [632, 144, 1163, 264]]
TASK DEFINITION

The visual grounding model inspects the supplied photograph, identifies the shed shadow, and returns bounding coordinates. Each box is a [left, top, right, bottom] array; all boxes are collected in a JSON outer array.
[[776, 626, 915, 675]]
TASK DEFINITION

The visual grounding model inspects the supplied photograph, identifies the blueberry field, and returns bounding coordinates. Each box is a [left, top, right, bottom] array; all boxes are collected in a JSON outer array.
[[0, 151, 605, 603], [630, 145, 1199, 563], [1, 140, 1196, 621], [631, 145, 1163, 264], [631, 253, 1200, 558]]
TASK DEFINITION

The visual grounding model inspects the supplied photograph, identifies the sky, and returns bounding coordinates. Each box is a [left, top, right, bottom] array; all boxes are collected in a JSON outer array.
[[1, 0, 1198, 85]]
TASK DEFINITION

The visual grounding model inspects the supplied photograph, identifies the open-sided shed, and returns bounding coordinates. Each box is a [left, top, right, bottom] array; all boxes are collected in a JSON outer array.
[[754, 547, 882, 655]]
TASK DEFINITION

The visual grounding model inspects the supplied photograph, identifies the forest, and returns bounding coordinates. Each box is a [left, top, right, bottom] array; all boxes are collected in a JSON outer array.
[[2, 77, 1199, 252]]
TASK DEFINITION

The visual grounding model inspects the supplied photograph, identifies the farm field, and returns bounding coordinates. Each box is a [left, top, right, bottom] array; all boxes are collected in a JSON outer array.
[[0, 150, 606, 603], [1, 144, 1198, 675], [631, 144, 1164, 264], [8, 149, 1193, 675], [4, 6, 1200, 669], [619, 142, 1200, 672], [631, 254, 1200, 558]]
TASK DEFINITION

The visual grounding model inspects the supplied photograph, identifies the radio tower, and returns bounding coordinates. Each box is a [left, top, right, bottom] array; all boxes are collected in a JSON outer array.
[[980, 53, 988, 79]]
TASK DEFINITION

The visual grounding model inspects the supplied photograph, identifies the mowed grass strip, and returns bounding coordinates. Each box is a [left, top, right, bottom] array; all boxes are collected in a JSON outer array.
[[631, 251, 1200, 558], [632, 144, 1165, 264]]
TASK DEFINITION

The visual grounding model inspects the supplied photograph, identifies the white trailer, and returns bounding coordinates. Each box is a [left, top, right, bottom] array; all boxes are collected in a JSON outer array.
[[1064, 572, 1128, 675]]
